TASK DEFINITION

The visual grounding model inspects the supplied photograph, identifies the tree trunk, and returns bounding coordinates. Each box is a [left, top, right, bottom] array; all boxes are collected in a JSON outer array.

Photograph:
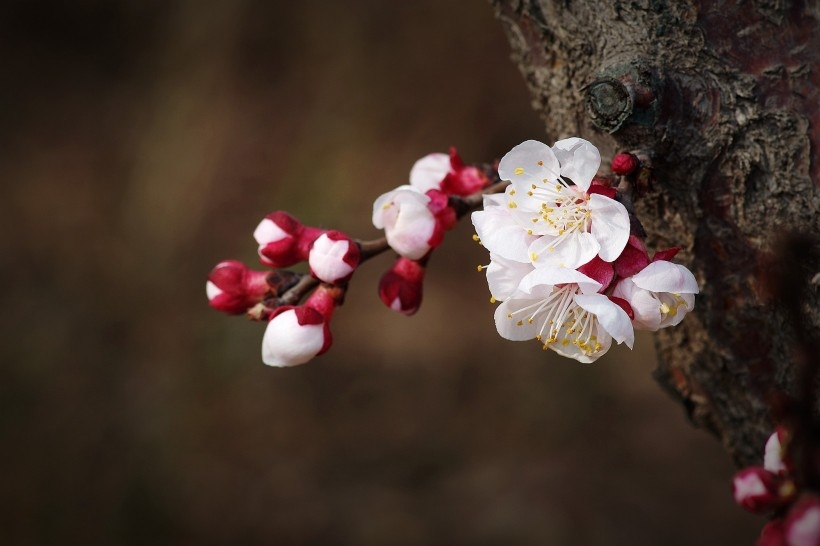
[[492, 0, 820, 466]]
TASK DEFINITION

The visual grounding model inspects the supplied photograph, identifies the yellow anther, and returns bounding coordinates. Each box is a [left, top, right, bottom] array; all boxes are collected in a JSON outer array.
[[527, 318, 534, 324], [472, 233, 480, 242], [508, 202, 518, 209], [527, 229, 533, 235], [507, 313, 513, 318], [529, 252, 538, 261], [548, 247, 555, 253], [477, 265, 484, 272], [516, 320, 524, 326], [514, 167, 524, 175], [561, 339, 570, 346], [510, 189, 516, 196], [490, 296, 496, 303], [660, 303, 671, 314], [537, 160, 543, 166], [527, 191, 533, 196]]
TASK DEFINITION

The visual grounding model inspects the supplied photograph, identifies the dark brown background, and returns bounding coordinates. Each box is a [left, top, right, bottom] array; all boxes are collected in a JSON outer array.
[[0, 1, 760, 544]]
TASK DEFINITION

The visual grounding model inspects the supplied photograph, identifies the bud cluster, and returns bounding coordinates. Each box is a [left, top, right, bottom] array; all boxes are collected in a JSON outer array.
[[207, 212, 358, 367], [372, 147, 489, 315], [732, 428, 820, 546]]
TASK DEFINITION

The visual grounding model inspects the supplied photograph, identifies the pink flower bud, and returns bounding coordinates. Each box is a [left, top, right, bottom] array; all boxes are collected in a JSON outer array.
[[254, 211, 305, 267], [733, 467, 782, 514], [409, 147, 488, 197], [261, 306, 332, 367], [441, 147, 488, 196], [308, 231, 360, 284], [206, 260, 270, 315], [611, 152, 639, 175], [373, 186, 437, 260], [379, 257, 425, 315], [785, 495, 820, 546], [757, 519, 787, 546]]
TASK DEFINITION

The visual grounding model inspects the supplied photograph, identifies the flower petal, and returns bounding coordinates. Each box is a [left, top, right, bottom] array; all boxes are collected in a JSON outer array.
[[575, 293, 635, 349], [409, 153, 450, 192], [498, 140, 560, 185], [486, 254, 535, 301], [519, 267, 602, 295], [471, 206, 535, 263], [552, 137, 601, 191], [588, 194, 630, 262], [631, 260, 699, 294], [528, 230, 600, 270], [494, 297, 540, 341]]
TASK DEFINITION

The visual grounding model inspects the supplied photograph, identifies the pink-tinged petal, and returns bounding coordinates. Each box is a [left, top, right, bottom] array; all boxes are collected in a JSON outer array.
[[494, 297, 540, 341], [552, 137, 601, 191], [528, 231, 600, 270], [410, 153, 450, 192], [611, 278, 662, 331], [471, 206, 535, 263], [519, 267, 602, 295], [498, 140, 560, 184], [588, 193, 630, 262], [373, 187, 436, 259], [786, 495, 820, 546], [577, 256, 615, 292], [613, 235, 651, 278], [574, 293, 634, 348], [261, 307, 329, 367], [632, 260, 699, 294], [486, 254, 535, 301]]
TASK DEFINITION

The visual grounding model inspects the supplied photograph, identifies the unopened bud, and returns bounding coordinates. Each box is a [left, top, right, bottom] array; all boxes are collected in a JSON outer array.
[[308, 231, 360, 284], [732, 467, 783, 514], [206, 260, 270, 315], [611, 152, 640, 175], [379, 257, 425, 315], [254, 211, 305, 267], [261, 306, 332, 367], [756, 519, 787, 546]]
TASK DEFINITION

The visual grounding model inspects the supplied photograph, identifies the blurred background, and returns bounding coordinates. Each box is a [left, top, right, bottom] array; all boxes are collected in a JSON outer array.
[[0, 1, 759, 544]]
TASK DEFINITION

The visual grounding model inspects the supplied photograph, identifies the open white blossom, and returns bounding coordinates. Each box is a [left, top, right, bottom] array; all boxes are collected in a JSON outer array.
[[493, 138, 630, 270], [611, 260, 699, 331], [494, 267, 634, 363]]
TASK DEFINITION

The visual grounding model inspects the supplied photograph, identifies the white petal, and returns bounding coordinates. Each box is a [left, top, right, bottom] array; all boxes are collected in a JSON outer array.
[[550, 329, 613, 363], [498, 140, 560, 185], [205, 280, 223, 301], [764, 431, 787, 474], [552, 138, 601, 191], [528, 231, 600, 270], [261, 310, 326, 367], [471, 206, 535, 263], [575, 293, 635, 349], [372, 185, 426, 229], [494, 298, 540, 341], [632, 261, 699, 294], [409, 153, 450, 192], [253, 218, 288, 245], [657, 292, 695, 328], [486, 254, 535, 301], [611, 278, 662, 331], [308, 234, 355, 283], [519, 267, 602, 295], [588, 194, 630, 262]]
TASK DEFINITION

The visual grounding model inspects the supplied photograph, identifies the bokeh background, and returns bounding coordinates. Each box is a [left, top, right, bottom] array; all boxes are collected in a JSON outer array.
[[1, 1, 760, 544]]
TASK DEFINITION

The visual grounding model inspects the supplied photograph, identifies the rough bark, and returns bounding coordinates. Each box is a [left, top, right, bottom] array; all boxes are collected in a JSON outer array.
[[492, 0, 820, 466]]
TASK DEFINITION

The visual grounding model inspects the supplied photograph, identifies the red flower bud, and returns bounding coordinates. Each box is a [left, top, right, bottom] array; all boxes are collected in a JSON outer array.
[[785, 495, 820, 546], [206, 260, 270, 315], [733, 467, 784, 514], [379, 257, 425, 315], [611, 152, 640, 175]]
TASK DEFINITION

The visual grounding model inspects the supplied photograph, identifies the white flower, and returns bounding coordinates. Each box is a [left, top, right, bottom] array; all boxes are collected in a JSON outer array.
[[262, 307, 330, 367], [372, 185, 436, 260], [494, 267, 634, 363], [497, 138, 630, 269], [611, 260, 699, 331], [308, 232, 360, 284], [471, 193, 537, 263]]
